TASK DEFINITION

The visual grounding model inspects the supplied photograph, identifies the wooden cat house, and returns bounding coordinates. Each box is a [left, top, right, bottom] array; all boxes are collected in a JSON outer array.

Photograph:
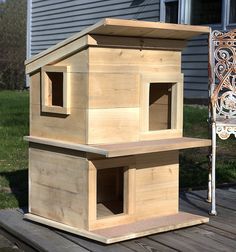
[[24, 19, 211, 244]]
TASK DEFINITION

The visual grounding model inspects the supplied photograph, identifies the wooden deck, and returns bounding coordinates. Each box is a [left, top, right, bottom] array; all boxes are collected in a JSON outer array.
[[0, 188, 235, 252]]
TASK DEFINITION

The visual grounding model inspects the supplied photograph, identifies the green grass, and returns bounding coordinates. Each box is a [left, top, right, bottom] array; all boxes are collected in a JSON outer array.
[[0, 90, 29, 209], [181, 105, 236, 189], [0, 91, 235, 209]]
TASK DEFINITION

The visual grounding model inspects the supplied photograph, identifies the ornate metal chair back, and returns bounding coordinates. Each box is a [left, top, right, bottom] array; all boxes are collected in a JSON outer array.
[[209, 29, 236, 139]]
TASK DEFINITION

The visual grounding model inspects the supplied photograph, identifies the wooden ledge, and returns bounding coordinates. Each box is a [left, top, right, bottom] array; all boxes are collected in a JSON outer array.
[[24, 212, 209, 244], [24, 136, 211, 158]]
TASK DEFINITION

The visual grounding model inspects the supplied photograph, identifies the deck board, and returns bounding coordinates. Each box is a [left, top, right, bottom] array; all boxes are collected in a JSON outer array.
[[0, 188, 235, 251]]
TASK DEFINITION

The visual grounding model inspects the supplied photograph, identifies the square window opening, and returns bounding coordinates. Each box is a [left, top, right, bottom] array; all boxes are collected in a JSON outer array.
[[97, 167, 124, 219], [41, 66, 70, 115], [46, 71, 63, 107], [149, 83, 173, 131]]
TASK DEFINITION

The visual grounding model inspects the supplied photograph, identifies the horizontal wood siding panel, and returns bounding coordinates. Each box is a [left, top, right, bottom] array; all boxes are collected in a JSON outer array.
[[31, 0, 160, 54], [182, 34, 209, 99]]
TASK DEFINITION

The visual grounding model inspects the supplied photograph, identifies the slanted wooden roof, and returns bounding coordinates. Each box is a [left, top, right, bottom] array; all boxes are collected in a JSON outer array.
[[25, 18, 210, 74]]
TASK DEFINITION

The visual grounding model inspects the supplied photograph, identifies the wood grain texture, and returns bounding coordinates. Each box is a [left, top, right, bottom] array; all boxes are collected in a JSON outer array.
[[88, 158, 136, 230], [24, 212, 209, 244], [26, 35, 89, 74], [29, 147, 89, 229], [140, 72, 183, 140], [29, 70, 88, 143], [89, 47, 181, 74], [87, 108, 140, 144], [135, 152, 179, 219], [88, 73, 139, 109], [1, 188, 236, 250], [25, 136, 211, 157], [89, 34, 187, 51], [92, 137, 211, 157]]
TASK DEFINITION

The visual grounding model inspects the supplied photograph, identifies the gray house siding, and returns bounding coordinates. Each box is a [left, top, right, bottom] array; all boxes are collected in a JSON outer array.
[[182, 34, 209, 99], [30, 0, 160, 55]]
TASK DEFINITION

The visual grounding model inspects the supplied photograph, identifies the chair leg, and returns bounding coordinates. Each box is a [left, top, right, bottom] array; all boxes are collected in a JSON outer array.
[[207, 152, 212, 203], [210, 122, 217, 215]]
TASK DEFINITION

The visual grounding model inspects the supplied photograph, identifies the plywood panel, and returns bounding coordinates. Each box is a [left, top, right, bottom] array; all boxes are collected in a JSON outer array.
[[87, 108, 139, 144], [29, 147, 89, 229], [88, 73, 139, 109], [135, 151, 179, 220]]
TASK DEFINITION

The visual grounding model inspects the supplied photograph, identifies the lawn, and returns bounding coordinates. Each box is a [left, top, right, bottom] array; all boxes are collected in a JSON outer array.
[[0, 91, 235, 209], [0, 90, 29, 208]]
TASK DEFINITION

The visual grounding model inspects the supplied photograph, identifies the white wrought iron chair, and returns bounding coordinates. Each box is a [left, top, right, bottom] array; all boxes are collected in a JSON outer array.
[[208, 29, 236, 215]]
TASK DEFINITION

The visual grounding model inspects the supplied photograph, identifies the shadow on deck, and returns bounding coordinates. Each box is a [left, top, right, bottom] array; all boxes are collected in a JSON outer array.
[[0, 188, 235, 252]]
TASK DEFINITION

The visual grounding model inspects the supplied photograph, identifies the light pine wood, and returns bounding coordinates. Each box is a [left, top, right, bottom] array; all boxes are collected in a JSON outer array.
[[135, 152, 179, 220], [29, 71, 88, 143], [25, 19, 211, 243], [91, 138, 211, 157], [89, 34, 187, 50], [29, 146, 89, 229], [25, 18, 210, 73], [26, 35, 89, 74], [24, 212, 209, 244], [87, 108, 140, 144], [25, 136, 211, 157], [88, 47, 181, 74], [88, 157, 136, 230], [30, 104, 87, 143], [88, 73, 139, 109], [140, 72, 183, 140]]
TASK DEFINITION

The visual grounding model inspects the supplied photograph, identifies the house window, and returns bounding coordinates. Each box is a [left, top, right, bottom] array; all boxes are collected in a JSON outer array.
[[190, 0, 222, 25], [160, 0, 179, 24], [229, 0, 236, 24], [41, 66, 70, 115], [96, 167, 125, 219], [165, 1, 179, 23]]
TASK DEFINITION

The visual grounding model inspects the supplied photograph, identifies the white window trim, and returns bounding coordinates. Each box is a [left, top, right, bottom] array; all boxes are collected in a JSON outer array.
[[160, 0, 189, 24]]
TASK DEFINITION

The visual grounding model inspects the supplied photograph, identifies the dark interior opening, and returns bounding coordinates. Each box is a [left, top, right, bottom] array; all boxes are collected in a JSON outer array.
[[165, 1, 178, 24], [149, 83, 172, 131], [46, 72, 63, 107], [97, 167, 124, 219]]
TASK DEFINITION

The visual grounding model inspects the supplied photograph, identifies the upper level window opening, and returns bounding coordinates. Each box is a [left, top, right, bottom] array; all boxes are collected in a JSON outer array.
[[41, 65, 70, 115]]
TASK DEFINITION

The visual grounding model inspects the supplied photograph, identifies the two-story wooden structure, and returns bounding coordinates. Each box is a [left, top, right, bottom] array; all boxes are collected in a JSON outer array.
[[24, 19, 211, 243]]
